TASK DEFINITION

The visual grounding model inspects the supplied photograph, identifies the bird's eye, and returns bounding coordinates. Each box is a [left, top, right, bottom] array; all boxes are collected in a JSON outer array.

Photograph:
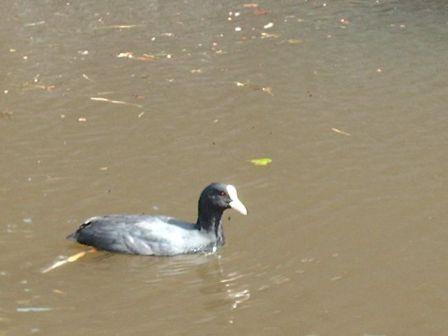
[[219, 191, 226, 196]]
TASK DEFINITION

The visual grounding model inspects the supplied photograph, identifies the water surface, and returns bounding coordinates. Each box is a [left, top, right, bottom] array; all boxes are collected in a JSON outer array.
[[1, 1, 448, 335]]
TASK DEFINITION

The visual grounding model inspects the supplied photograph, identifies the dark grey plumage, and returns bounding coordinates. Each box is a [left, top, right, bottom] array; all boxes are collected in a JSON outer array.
[[67, 183, 247, 256]]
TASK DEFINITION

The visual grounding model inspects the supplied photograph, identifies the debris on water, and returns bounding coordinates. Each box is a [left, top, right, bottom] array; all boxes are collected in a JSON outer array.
[[190, 69, 203, 74], [22, 218, 33, 224], [53, 289, 65, 295], [77, 117, 87, 123], [261, 32, 280, 39], [262, 87, 273, 95], [243, 3, 259, 8], [82, 73, 93, 82], [99, 167, 108, 171], [0, 110, 13, 119], [41, 248, 96, 273], [78, 50, 89, 55], [117, 52, 157, 62], [287, 39, 303, 44], [250, 158, 272, 166], [301, 257, 315, 263], [234, 81, 273, 95], [263, 22, 274, 29], [17, 307, 52, 313], [117, 51, 134, 58], [254, 8, 269, 16], [138, 54, 156, 61], [331, 128, 351, 136], [90, 97, 143, 108], [95, 24, 139, 30], [235, 26, 242, 32], [137, 111, 145, 118], [22, 82, 56, 92], [24, 21, 46, 27], [331, 275, 343, 281]]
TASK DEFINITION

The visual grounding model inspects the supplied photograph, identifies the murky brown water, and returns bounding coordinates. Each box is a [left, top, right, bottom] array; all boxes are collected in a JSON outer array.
[[1, 0, 448, 335]]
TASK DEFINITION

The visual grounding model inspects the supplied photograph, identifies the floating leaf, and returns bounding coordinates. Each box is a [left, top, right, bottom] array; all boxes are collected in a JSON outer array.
[[250, 158, 272, 166], [41, 248, 96, 274]]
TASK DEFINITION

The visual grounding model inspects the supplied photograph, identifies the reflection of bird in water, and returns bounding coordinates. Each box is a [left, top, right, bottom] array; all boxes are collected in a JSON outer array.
[[193, 254, 251, 319]]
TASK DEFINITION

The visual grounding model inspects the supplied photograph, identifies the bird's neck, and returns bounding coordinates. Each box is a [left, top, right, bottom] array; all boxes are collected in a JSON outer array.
[[196, 208, 225, 245]]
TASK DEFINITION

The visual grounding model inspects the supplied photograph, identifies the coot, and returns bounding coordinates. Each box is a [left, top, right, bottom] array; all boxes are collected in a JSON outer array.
[[67, 183, 247, 256]]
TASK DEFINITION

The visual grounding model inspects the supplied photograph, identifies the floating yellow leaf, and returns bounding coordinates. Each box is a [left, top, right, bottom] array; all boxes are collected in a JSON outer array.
[[250, 158, 272, 166], [41, 248, 96, 274]]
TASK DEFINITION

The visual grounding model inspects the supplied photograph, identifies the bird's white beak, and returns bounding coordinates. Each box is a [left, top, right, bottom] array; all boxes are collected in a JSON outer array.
[[226, 185, 248, 215]]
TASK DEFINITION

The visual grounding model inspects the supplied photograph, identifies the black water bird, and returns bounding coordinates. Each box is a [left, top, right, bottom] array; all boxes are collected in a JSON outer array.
[[67, 183, 247, 256]]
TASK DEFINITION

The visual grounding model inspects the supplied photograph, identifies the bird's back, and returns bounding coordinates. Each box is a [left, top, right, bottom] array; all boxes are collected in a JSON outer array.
[[68, 214, 216, 255]]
